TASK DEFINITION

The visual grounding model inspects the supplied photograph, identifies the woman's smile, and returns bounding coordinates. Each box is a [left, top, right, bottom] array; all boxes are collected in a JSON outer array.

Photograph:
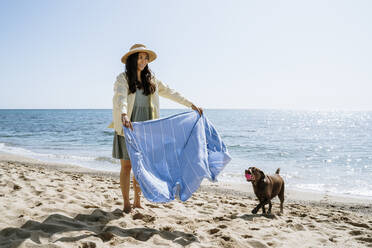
[[137, 52, 149, 71]]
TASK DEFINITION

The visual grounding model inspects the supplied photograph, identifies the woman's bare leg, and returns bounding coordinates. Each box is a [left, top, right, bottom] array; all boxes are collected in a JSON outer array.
[[133, 175, 142, 208], [120, 159, 132, 213]]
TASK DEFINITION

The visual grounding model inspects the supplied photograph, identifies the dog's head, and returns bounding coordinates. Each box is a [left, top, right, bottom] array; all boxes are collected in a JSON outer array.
[[245, 167, 265, 183]]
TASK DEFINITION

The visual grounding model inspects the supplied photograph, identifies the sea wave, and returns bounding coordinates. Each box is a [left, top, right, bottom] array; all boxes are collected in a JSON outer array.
[[221, 133, 256, 139], [0, 142, 119, 166], [292, 183, 372, 198], [95, 156, 119, 164], [0, 142, 38, 156], [0, 133, 36, 138]]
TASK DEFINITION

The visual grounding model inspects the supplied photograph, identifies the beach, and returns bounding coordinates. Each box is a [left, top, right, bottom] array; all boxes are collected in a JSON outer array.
[[2, 0, 372, 246], [1, 152, 371, 248]]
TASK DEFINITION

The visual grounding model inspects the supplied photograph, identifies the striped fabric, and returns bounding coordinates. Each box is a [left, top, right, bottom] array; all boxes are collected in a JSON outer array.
[[123, 111, 231, 202]]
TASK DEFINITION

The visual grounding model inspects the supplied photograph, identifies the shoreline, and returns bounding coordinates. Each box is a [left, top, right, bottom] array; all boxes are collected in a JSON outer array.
[[2, 136, 372, 202], [1, 151, 371, 215]]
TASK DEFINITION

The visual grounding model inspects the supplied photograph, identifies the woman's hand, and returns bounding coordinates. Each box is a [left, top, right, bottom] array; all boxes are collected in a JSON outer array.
[[121, 113, 133, 130], [191, 104, 203, 116]]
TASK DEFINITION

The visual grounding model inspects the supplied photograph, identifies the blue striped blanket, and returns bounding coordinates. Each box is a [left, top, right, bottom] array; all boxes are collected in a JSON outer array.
[[123, 111, 231, 202]]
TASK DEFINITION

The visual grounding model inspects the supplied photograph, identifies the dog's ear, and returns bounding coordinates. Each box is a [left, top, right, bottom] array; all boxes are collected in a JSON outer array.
[[259, 170, 265, 180]]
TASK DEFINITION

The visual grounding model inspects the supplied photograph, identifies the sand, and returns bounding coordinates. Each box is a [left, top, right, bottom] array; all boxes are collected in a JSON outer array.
[[1, 152, 372, 248]]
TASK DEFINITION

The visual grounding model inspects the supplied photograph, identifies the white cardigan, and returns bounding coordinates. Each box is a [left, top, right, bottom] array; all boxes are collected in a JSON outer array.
[[108, 72, 193, 136]]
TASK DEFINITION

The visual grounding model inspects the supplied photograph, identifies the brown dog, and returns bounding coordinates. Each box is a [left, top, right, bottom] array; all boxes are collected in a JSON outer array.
[[245, 167, 284, 214]]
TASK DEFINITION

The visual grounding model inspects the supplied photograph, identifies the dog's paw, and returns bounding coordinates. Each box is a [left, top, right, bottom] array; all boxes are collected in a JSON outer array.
[[251, 209, 258, 214]]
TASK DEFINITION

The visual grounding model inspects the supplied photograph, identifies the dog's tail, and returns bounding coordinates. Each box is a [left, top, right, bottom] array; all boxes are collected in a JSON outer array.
[[275, 168, 280, 174]]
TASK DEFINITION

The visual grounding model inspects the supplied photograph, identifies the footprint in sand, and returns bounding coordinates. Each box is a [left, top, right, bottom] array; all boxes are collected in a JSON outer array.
[[356, 237, 372, 243], [132, 212, 156, 223], [146, 203, 161, 208], [83, 205, 99, 209], [339, 216, 350, 222], [80, 241, 97, 248], [198, 210, 211, 215], [19, 173, 30, 181], [213, 216, 229, 222], [163, 204, 173, 209], [6, 180, 22, 191], [290, 223, 306, 231], [249, 240, 269, 248], [241, 234, 253, 239], [220, 236, 231, 241], [316, 237, 329, 244], [102, 194, 111, 199], [334, 225, 350, 231], [307, 224, 316, 230], [57, 194, 66, 199], [347, 221, 370, 229], [160, 225, 175, 232], [95, 231, 114, 242], [13, 183, 22, 191], [74, 195, 85, 200], [208, 228, 220, 235], [34, 189, 43, 196], [319, 213, 332, 217], [349, 230, 365, 236]]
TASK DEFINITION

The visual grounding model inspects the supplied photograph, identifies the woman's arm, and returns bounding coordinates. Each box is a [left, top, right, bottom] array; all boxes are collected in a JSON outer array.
[[113, 73, 129, 114], [158, 80, 193, 107], [113, 73, 133, 131]]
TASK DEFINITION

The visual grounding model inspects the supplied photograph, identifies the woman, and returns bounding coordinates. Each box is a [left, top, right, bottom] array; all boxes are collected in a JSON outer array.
[[108, 44, 203, 213]]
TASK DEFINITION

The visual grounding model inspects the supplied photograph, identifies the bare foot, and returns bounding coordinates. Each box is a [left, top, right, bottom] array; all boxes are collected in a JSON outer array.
[[133, 202, 143, 209], [123, 205, 132, 214]]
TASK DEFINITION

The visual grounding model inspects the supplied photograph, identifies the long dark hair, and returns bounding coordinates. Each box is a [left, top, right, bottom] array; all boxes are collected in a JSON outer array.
[[125, 52, 156, 95]]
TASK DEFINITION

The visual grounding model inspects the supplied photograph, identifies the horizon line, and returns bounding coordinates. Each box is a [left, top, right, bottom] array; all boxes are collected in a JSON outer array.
[[0, 108, 372, 112]]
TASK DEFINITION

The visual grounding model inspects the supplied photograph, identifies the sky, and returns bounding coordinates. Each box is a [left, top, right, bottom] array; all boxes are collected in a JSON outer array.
[[0, 0, 371, 110]]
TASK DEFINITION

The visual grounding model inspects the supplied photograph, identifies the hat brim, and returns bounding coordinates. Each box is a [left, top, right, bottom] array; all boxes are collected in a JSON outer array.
[[121, 49, 157, 64]]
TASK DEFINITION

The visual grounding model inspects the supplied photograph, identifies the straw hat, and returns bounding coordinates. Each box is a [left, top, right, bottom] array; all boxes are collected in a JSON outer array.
[[121, 44, 157, 64]]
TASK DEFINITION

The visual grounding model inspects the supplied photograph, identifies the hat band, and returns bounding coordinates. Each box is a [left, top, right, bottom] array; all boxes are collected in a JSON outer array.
[[130, 47, 148, 52]]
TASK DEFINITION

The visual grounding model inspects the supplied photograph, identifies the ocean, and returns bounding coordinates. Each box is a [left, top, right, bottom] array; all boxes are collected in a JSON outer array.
[[1, 109, 371, 199]]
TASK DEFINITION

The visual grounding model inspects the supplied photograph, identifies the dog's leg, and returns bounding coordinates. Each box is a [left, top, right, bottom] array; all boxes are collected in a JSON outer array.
[[252, 203, 261, 214], [278, 184, 285, 213], [261, 199, 271, 214], [267, 199, 272, 214], [262, 203, 266, 214], [252, 200, 264, 214]]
